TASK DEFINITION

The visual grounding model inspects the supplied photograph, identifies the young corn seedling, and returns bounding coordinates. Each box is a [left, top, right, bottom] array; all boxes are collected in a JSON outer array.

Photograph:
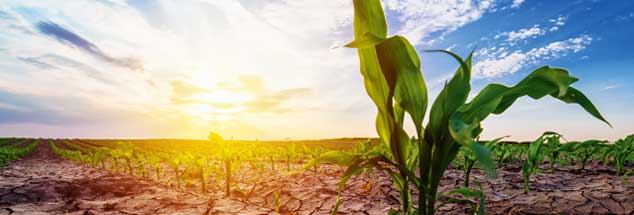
[[135, 152, 150, 178], [109, 148, 122, 173], [147, 153, 164, 180], [304, 0, 609, 214], [116, 142, 135, 175], [168, 152, 190, 189], [266, 150, 280, 172], [217, 145, 241, 197], [209, 133, 241, 196], [609, 134, 634, 175], [543, 132, 577, 172], [283, 144, 299, 171], [95, 147, 110, 169], [522, 132, 558, 193], [573, 140, 606, 171], [461, 137, 505, 187], [490, 142, 519, 168], [191, 154, 210, 193]]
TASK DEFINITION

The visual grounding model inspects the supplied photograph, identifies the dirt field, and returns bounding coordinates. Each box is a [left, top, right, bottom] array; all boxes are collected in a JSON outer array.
[[1, 143, 633, 214]]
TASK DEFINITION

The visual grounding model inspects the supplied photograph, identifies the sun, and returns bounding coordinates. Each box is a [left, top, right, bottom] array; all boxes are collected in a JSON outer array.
[[178, 90, 252, 121]]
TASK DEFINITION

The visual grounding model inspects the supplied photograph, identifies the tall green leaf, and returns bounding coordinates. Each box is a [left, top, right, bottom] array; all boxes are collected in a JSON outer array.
[[376, 36, 428, 133]]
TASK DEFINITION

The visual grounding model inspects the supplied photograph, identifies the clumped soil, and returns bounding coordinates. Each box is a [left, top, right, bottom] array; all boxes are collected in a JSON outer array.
[[1, 143, 633, 214]]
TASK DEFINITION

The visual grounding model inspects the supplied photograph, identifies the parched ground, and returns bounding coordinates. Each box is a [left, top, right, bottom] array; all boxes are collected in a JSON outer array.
[[0, 142, 268, 215], [1, 143, 633, 214]]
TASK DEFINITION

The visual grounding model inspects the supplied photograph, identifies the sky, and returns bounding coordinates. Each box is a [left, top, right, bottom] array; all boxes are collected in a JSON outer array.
[[0, 0, 633, 141]]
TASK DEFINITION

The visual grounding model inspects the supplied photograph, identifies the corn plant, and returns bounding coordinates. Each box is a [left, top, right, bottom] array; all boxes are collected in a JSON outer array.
[[147, 153, 163, 180], [191, 154, 211, 193], [543, 132, 562, 172], [266, 149, 280, 172], [305, 0, 609, 214], [282, 144, 300, 171], [572, 140, 606, 171], [134, 152, 150, 178], [116, 142, 135, 175], [608, 134, 634, 175], [94, 147, 109, 169], [490, 142, 522, 168], [216, 144, 241, 196], [461, 137, 504, 187], [543, 132, 578, 172], [208, 132, 241, 196], [109, 148, 122, 173], [522, 134, 548, 193], [168, 152, 190, 189], [222, 152, 241, 197]]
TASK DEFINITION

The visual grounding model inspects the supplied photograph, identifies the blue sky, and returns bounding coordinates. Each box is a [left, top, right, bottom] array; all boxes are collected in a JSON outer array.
[[0, 0, 632, 141]]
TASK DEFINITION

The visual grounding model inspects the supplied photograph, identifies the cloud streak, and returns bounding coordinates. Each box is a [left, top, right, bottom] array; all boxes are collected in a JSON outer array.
[[35, 21, 142, 70]]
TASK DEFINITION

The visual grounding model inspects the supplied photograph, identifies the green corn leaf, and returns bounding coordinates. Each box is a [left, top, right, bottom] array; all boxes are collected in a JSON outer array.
[[555, 87, 611, 126], [394, 102, 405, 127], [339, 161, 366, 189], [356, 45, 391, 150], [375, 112, 397, 160], [352, 0, 387, 40], [425, 51, 473, 144], [450, 67, 610, 144], [376, 36, 428, 133], [559, 141, 579, 152], [448, 112, 480, 146], [358, 49, 390, 113], [301, 151, 359, 170], [471, 142, 497, 177], [331, 193, 343, 215], [528, 137, 545, 162]]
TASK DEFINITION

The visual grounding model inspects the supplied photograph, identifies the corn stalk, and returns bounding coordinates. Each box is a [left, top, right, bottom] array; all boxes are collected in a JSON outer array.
[[304, 0, 610, 214]]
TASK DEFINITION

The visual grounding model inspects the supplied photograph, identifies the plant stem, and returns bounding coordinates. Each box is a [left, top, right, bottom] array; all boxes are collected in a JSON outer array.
[[225, 159, 231, 197], [465, 161, 474, 187]]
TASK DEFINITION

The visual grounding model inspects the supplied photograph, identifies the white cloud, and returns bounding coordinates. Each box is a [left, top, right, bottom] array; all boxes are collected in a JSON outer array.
[[383, 0, 496, 45], [473, 52, 527, 77], [548, 16, 566, 31], [474, 35, 592, 77], [495, 25, 545, 43], [511, 0, 525, 9], [494, 15, 565, 45]]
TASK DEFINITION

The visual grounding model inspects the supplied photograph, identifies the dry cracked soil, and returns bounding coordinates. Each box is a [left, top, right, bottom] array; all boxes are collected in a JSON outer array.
[[1, 143, 634, 215]]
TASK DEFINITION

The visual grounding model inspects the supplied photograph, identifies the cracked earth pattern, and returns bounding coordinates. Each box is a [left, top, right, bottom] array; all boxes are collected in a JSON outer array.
[[1, 143, 633, 214]]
